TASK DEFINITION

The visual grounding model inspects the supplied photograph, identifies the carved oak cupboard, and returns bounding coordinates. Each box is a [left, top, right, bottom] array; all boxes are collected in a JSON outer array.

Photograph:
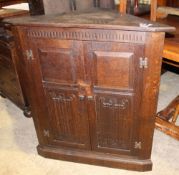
[[6, 10, 175, 171]]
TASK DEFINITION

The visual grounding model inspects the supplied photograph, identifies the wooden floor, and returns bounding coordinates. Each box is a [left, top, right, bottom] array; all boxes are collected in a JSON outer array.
[[158, 15, 179, 63]]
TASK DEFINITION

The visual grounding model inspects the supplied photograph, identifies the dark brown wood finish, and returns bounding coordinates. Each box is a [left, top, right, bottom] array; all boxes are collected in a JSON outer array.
[[6, 9, 175, 171], [28, 0, 44, 15]]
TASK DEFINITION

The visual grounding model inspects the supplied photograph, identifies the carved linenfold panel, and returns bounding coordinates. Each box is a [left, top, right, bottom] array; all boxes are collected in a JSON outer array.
[[48, 91, 74, 102], [100, 97, 129, 109], [44, 88, 90, 148], [94, 94, 133, 153], [27, 29, 146, 43]]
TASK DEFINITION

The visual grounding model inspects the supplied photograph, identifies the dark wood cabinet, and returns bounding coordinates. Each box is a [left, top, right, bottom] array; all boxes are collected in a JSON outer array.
[[7, 10, 174, 171], [0, 32, 25, 108], [0, 9, 29, 110]]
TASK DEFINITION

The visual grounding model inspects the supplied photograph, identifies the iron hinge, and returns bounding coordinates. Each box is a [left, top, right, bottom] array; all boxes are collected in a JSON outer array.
[[139, 23, 153, 28], [25, 49, 34, 60], [43, 130, 50, 137], [139, 57, 148, 69], [134, 141, 142, 149]]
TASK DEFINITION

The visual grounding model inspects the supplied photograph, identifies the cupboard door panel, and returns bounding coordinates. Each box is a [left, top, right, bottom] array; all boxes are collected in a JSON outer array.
[[94, 51, 133, 89], [30, 38, 85, 85], [38, 48, 77, 84], [44, 86, 91, 149], [92, 92, 134, 155], [84, 41, 143, 90]]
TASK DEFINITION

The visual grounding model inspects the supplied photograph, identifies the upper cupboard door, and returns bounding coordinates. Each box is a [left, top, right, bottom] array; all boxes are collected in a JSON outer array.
[[29, 37, 85, 85]]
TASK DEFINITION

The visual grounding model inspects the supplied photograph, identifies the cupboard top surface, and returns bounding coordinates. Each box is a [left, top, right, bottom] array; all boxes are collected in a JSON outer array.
[[4, 9, 175, 32]]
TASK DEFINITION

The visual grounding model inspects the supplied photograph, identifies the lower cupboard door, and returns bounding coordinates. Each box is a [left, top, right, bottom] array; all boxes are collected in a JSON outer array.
[[43, 86, 91, 150]]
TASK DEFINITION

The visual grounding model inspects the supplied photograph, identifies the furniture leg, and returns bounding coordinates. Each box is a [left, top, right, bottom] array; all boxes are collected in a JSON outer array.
[[0, 90, 6, 98], [157, 96, 179, 121], [23, 106, 32, 118], [156, 96, 179, 140]]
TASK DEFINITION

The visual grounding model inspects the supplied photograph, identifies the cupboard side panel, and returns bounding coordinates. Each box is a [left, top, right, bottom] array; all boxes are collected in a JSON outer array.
[[12, 26, 49, 145], [138, 32, 165, 159]]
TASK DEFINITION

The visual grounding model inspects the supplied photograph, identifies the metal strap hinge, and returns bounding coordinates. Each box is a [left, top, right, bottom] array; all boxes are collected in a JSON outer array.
[[134, 141, 142, 149], [139, 57, 148, 69], [26, 49, 34, 60], [43, 130, 50, 137]]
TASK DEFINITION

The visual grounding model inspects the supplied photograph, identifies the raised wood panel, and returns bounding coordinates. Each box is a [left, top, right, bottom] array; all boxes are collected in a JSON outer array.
[[44, 86, 91, 149], [84, 41, 143, 90], [29, 38, 85, 85], [94, 51, 133, 88], [38, 48, 77, 84]]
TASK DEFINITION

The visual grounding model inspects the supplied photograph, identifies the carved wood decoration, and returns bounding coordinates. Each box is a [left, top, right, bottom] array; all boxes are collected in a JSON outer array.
[[44, 87, 91, 149], [94, 94, 132, 154], [27, 29, 146, 44]]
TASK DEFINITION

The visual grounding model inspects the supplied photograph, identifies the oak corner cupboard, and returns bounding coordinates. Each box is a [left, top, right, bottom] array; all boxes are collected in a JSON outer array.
[[5, 10, 175, 171]]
